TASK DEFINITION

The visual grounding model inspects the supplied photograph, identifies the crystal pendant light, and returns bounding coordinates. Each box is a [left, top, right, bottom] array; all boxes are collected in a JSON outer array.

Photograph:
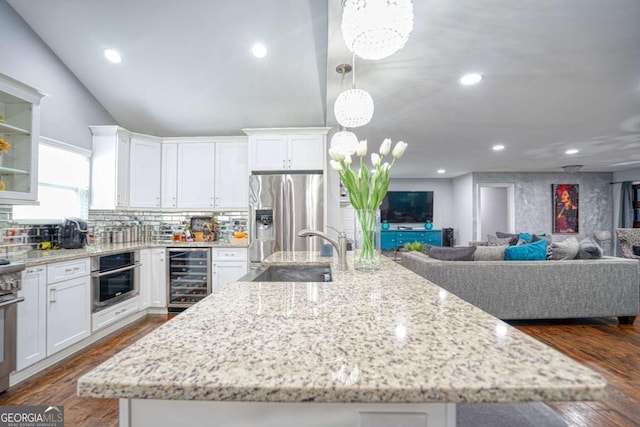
[[330, 129, 359, 155], [333, 61, 374, 128], [341, 0, 414, 60]]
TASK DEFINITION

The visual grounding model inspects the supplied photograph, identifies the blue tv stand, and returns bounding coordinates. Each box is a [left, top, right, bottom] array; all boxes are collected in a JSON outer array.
[[381, 228, 442, 250]]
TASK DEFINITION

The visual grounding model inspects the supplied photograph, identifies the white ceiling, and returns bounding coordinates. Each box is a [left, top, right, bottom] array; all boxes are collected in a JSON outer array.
[[8, 0, 640, 178]]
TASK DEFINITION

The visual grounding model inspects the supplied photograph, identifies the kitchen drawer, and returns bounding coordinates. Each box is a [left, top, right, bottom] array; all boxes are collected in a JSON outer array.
[[213, 248, 248, 261], [92, 296, 140, 332], [47, 258, 90, 284]]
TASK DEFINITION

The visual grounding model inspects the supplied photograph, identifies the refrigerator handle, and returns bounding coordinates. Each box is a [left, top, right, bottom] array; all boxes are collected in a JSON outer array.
[[282, 176, 290, 252]]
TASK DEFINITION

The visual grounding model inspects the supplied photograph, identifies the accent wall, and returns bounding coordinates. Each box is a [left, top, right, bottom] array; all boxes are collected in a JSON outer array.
[[472, 172, 613, 242]]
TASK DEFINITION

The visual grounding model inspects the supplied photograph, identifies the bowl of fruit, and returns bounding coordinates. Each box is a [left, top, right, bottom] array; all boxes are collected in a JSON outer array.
[[230, 230, 248, 246]]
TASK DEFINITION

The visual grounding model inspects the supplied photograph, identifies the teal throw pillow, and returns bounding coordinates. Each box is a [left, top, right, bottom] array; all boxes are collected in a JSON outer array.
[[519, 232, 533, 242], [518, 232, 545, 243], [504, 239, 547, 261]]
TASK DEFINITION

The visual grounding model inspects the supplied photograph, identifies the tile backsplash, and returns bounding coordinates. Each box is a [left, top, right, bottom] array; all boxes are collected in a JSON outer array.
[[0, 208, 248, 258], [88, 209, 248, 243]]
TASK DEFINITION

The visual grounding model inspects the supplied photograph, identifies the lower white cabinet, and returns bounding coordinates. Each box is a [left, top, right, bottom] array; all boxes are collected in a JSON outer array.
[[150, 248, 167, 308], [139, 248, 167, 309], [46, 274, 91, 356], [212, 248, 248, 291], [92, 296, 140, 332], [139, 249, 152, 310], [17, 267, 47, 371]]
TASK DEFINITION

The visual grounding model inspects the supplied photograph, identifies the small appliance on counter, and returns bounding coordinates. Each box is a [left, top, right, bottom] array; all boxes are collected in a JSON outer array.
[[60, 217, 88, 249]]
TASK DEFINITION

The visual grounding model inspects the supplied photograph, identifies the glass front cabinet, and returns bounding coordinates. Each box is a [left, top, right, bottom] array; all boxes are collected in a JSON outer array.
[[0, 72, 45, 204]]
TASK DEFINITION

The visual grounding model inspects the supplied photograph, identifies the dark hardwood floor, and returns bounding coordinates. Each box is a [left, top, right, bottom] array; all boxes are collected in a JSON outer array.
[[511, 317, 640, 427], [0, 315, 170, 427], [0, 314, 638, 426]]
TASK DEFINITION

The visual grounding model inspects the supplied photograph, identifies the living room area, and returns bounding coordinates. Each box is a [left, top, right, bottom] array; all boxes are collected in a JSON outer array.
[[377, 168, 640, 425], [363, 169, 640, 251]]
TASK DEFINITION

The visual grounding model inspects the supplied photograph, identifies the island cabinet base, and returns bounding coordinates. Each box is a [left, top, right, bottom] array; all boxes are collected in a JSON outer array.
[[119, 399, 456, 427]]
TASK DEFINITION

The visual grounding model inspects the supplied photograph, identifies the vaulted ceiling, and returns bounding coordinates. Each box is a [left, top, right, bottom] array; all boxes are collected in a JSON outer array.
[[8, 0, 640, 177]]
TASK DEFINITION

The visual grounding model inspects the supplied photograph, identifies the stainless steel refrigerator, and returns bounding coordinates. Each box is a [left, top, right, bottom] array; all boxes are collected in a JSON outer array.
[[249, 172, 324, 265]]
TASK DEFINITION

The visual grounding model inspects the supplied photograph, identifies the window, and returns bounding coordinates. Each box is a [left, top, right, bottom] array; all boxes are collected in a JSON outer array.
[[13, 141, 90, 220]]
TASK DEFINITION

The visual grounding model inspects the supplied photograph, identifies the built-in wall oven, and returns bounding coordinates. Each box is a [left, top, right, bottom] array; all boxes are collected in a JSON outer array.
[[91, 251, 140, 312]]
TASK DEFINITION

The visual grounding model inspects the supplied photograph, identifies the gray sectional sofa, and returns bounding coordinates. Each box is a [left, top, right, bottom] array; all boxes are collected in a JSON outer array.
[[401, 251, 640, 324]]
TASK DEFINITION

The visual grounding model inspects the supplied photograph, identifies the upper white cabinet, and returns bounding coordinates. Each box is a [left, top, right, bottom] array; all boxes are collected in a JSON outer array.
[[89, 128, 249, 210], [130, 135, 162, 208], [90, 126, 130, 209], [245, 128, 329, 172], [176, 142, 216, 209], [215, 142, 248, 209], [0, 73, 46, 204], [163, 137, 248, 210], [161, 142, 178, 208]]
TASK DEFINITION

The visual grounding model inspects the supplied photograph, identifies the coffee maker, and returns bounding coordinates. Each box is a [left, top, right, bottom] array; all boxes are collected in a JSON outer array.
[[60, 217, 88, 249]]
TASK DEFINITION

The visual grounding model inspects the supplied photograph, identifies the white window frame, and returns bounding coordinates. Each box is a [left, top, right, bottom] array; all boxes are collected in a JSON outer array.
[[12, 136, 91, 223]]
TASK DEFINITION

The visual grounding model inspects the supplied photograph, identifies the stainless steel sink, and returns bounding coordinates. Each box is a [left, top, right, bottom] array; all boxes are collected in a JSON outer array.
[[246, 265, 332, 282]]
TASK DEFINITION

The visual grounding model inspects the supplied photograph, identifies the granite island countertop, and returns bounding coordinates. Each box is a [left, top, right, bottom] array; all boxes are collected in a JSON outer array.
[[77, 251, 606, 404]]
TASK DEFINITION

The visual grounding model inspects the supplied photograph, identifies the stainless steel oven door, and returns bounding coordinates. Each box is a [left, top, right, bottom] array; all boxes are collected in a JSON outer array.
[[91, 263, 140, 312], [0, 296, 24, 392]]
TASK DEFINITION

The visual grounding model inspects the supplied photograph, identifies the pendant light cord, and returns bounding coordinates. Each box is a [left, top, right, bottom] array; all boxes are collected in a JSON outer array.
[[352, 53, 357, 89]]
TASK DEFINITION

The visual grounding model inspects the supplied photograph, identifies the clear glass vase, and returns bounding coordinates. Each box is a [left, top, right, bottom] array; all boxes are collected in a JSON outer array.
[[354, 208, 381, 271]]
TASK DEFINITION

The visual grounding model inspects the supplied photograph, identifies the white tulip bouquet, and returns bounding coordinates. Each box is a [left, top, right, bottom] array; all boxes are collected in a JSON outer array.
[[329, 139, 408, 269]]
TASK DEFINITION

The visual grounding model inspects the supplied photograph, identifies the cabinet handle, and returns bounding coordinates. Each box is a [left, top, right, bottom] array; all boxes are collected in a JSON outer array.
[[50, 288, 56, 304], [288, 159, 291, 168], [282, 159, 286, 168], [65, 268, 73, 273]]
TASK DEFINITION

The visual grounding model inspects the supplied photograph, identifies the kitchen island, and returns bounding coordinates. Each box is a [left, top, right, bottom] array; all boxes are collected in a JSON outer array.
[[77, 252, 605, 426]]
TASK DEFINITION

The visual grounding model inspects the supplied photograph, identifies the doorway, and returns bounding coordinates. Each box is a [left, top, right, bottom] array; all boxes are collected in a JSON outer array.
[[477, 183, 515, 241]]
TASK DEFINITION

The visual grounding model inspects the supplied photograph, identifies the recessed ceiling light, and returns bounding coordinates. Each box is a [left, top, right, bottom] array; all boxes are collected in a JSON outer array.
[[492, 144, 505, 151], [437, 169, 446, 174], [565, 149, 579, 155], [460, 73, 482, 86], [252, 43, 267, 58], [103, 48, 122, 63]]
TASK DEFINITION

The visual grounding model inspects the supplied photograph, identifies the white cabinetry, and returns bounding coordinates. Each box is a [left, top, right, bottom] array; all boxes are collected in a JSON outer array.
[[46, 258, 90, 356], [215, 142, 248, 209], [149, 248, 167, 308], [248, 134, 287, 170], [212, 248, 248, 292], [90, 126, 130, 209], [139, 249, 152, 311], [161, 142, 178, 208], [162, 137, 248, 210], [245, 128, 329, 172], [139, 248, 167, 311], [16, 266, 47, 371], [177, 142, 216, 209], [129, 135, 162, 208], [0, 73, 46, 204], [91, 296, 139, 332]]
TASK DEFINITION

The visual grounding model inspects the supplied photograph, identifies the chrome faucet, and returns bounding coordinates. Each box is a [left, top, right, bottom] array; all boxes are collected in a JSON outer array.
[[297, 228, 348, 271]]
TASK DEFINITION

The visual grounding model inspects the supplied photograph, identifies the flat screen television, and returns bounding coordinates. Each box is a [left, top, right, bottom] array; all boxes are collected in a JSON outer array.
[[381, 191, 434, 223]]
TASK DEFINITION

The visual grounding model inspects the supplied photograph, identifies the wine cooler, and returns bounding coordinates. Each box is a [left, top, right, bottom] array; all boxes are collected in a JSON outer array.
[[167, 248, 211, 310]]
